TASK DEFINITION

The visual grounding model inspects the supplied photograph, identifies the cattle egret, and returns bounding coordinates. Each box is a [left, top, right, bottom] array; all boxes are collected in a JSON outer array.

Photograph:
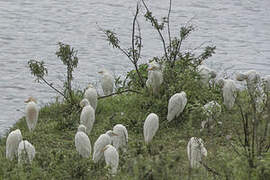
[[262, 75, 270, 92], [143, 113, 159, 144], [187, 137, 207, 168], [25, 97, 39, 131], [18, 140, 35, 164], [201, 101, 221, 130], [80, 99, 95, 133], [198, 65, 217, 86], [6, 129, 23, 160], [218, 79, 237, 110], [167, 91, 187, 122], [75, 125, 91, 158], [146, 62, 163, 95], [110, 124, 128, 152], [236, 70, 265, 112], [84, 84, 98, 110], [98, 69, 114, 95], [92, 132, 114, 163], [103, 144, 119, 175]]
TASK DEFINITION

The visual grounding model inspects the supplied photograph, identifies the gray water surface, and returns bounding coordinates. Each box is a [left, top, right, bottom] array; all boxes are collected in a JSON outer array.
[[1, 0, 270, 136]]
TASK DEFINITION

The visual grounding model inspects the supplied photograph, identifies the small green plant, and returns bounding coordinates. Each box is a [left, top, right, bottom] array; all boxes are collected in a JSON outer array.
[[28, 42, 79, 106]]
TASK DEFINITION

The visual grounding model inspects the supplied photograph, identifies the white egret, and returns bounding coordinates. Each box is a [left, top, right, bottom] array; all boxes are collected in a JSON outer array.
[[262, 75, 270, 92], [111, 124, 128, 152], [236, 70, 265, 112], [18, 140, 35, 164], [167, 91, 187, 122], [236, 70, 261, 94], [75, 125, 91, 158], [201, 101, 221, 130], [146, 62, 163, 95], [98, 69, 114, 96], [25, 97, 39, 131], [103, 144, 119, 175], [84, 84, 98, 110], [6, 129, 22, 160], [218, 78, 237, 110], [92, 131, 117, 163], [143, 113, 159, 144], [80, 99, 95, 133], [187, 137, 207, 168], [198, 65, 217, 86]]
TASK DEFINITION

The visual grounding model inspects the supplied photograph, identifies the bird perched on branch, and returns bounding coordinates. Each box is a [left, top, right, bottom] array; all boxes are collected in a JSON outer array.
[[75, 125, 91, 158], [6, 129, 22, 160], [262, 75, 270, 92], [25, 97, 39, 131], [103, 144, 119, 175], [167, 91, 187, 122], [143, 113, 159, 144], [80, 99, 95, 134], [18, 140, 35, 164], [92, 131, 117, 163], [198, 65, 217, 86], [98, 69, 114, 96], [84, 84, 98, 110], [236, 70, 265, 112], [146, 61, 163, 95], [187, 137, 207, 168], [236, 70, 261, 94], [217, 78, 237, 110]]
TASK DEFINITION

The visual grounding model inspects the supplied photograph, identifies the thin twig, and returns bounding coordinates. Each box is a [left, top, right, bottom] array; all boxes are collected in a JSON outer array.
[[41, 77, 67, 99], [167, 0, 172, 53], [141, 0, 169, 61], [131, 3, 144, 87], [98, 89, 142, 99], [200, 161, 221, 177]]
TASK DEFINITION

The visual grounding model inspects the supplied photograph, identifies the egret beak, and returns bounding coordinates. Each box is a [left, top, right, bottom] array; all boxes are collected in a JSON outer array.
[[24, 97, 36, 103], [98, 71, 103, 74], [112, 132, 119, 136], [147, 67, 153, 71], [24, 99, 30, 103], [101, 146, 109, 152]]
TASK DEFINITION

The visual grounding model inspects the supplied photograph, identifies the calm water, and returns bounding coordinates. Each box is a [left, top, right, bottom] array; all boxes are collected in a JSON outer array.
[[1, 0, 270, 136]]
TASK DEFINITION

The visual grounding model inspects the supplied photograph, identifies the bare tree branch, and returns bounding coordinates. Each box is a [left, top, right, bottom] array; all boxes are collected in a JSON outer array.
[[167, 0, 172, 53], [141, 0, 169, 61], [98, 89, 142, 99]]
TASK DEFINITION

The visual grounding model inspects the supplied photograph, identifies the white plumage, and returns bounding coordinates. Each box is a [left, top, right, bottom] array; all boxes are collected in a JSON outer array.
[[98, 69, 114, 96], [18, 140, 35, 164], [6, 129, 23, 160], [201, 101, 221, 130], [236, 70, 261, 94], [103, 144, 119, 175], [25, 97, 39, 131], [218, 78, 237, 110], [143, 113, 159, 144], [187, 137, 207, 168], [75, 125, 91, 158], [92, 133, 111, 163], [167, 91, 187, 122], [262, 75, 270, 92], [236, 70, 265, 112], [80, 99, 95, 134], [146, 61, 163, 95], [198, 65, 217, 86], [111, 124, 128, 152], [84, 84, 98, 110]]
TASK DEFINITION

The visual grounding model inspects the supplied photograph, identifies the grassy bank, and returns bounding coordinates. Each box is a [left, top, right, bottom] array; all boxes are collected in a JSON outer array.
[[1, 86, 269, 179]]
